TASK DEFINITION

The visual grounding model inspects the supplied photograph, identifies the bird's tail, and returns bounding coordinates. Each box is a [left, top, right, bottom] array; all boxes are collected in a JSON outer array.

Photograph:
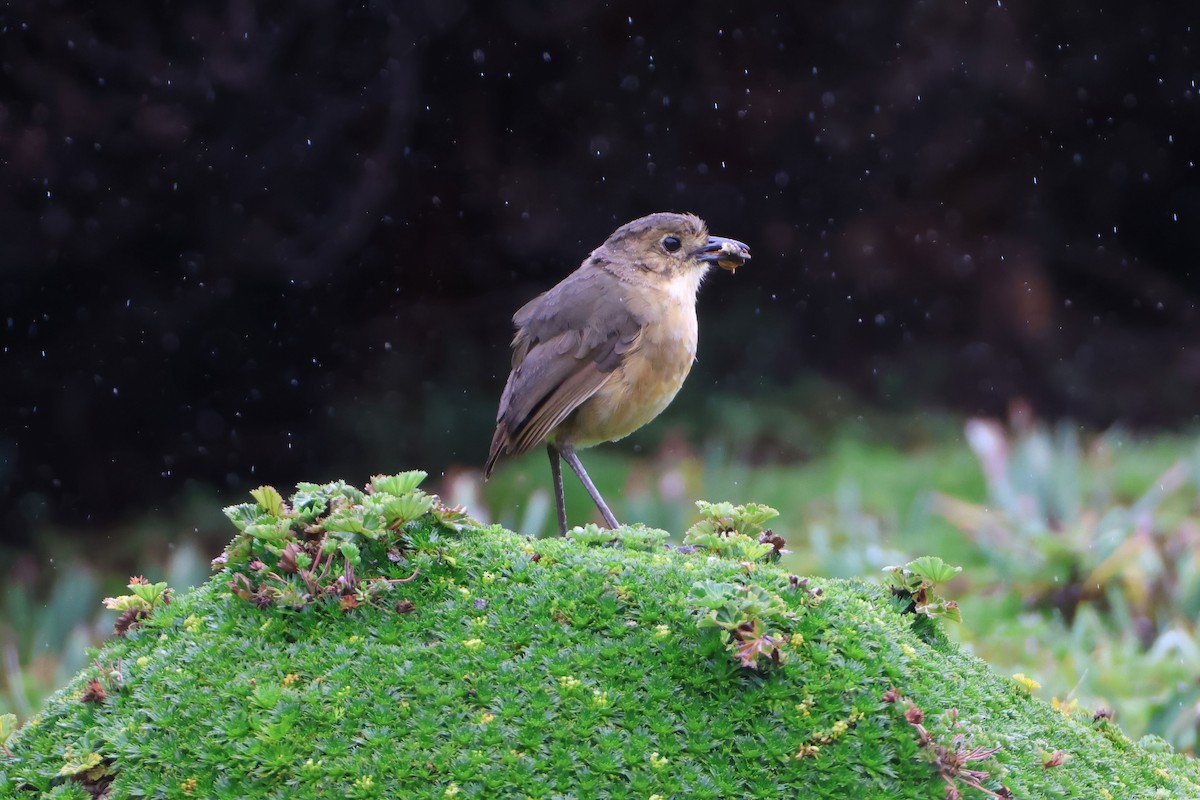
[[483, 427, 507, 480]]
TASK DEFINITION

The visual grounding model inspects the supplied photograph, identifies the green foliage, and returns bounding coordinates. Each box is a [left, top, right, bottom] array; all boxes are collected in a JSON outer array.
[[102, 577, 174, 637], [0, 713, 17, 755], [934, 418, 1200, 627], [934, 417, 1200, 748], [218, 471, 476, 615], [566, 523, 671, 551], [0, 540, 211, 728], [102, 579, 171, 613], [4, 481, 1200, 799], [688, 577, 818, 670], [370, 470, 429, 496], [883, 556, 963, 624], [682, 500, 785, 562]]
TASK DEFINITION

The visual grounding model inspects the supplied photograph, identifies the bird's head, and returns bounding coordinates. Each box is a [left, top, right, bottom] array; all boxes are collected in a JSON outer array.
[[593, 212, 751, 279]]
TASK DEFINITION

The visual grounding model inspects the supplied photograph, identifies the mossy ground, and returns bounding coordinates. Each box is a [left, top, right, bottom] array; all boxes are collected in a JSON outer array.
[[4, 517, 1199, 799]]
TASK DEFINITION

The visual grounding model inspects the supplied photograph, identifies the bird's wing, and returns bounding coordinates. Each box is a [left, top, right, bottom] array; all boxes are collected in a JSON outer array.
[[485, 269, 642, 475]]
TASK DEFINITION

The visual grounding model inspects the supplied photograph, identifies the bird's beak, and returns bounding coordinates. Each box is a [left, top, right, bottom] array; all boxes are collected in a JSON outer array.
[[693, 235, 752, 272]]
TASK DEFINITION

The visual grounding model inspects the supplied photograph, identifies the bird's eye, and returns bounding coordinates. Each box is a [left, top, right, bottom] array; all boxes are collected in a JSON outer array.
[[662, 235, 682, 253]]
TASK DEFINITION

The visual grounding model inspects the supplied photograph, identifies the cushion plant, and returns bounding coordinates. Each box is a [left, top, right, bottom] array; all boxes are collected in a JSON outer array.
[[3, 472, 1197, 799]]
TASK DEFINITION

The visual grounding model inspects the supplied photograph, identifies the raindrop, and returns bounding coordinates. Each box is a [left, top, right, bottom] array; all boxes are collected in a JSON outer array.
[[472, 48, 485, 65]]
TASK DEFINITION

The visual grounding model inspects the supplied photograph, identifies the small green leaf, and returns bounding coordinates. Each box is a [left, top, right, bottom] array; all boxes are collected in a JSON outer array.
[[371, 471, 428, 496], [58, 751, 104, 777], [129, 581, 171, 606], [688, 581, 741, 608], [567, 524, 618, 546], [736, 542, 775, 561], [907, 556, 962, 586], [294, 480, 365, 506], [223, 503, 260, 531], [324, 509, 385, 536], [695, 500, 736, 520], [612, 524, 670, 551], [339, 542, 361, 566], [103, 594, 146, 612], [244, 517, 292, 543], [291, 490, 328, 521], [381, 492, 435, 526], [732, 502, 780, 535], [916, 600, 963, 623], [250, 485, 287, 517]]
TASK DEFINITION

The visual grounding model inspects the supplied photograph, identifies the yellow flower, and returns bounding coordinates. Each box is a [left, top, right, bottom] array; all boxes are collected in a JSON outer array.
[[1012, 673, 1041, 693], [1052, 697, 1079, 716]]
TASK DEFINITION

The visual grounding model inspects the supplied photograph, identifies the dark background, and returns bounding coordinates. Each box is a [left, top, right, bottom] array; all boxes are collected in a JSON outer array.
[[3, 1, 1198, 544]]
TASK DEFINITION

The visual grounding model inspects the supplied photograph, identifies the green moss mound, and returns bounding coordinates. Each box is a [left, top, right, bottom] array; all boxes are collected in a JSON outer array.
[[4, 477, 1199, 799]]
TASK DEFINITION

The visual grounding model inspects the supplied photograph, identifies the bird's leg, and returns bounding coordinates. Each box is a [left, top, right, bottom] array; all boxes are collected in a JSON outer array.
[[559, 443, 620, 530], [547, 443, 569, 536]]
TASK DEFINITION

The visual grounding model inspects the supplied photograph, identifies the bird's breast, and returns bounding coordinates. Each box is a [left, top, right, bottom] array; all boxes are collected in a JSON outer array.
[[558, 286, 700, 448]]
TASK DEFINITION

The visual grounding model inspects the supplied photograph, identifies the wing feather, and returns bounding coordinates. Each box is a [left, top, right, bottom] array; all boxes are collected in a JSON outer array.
[[484, 267, 643, 476]]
